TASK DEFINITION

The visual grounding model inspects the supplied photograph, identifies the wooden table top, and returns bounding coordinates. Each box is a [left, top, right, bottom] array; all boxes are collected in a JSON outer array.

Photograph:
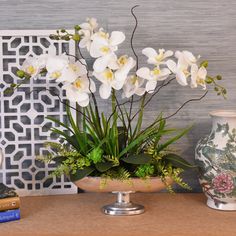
[[1, 193, 236, 236]]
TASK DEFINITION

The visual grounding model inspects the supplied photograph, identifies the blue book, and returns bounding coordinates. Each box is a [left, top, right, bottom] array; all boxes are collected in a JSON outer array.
[[0, 209, 20, 223]]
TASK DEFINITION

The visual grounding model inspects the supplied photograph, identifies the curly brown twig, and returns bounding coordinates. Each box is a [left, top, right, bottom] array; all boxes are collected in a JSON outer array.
[[140, 90, 209, 134], [130, 5, 140, 71], [130, 78, 176, 122]]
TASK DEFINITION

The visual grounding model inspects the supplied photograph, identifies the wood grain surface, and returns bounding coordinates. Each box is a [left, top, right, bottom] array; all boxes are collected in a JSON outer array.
[[0, 0, 235, 191], [1, 193, 236, 236]]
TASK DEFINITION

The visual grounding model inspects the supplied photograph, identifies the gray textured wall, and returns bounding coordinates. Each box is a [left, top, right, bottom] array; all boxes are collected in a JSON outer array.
[[0, 0, 235, 192]]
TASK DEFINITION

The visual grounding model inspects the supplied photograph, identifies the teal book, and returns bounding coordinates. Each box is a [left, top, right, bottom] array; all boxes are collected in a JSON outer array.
[[0, 209, 20, 223]]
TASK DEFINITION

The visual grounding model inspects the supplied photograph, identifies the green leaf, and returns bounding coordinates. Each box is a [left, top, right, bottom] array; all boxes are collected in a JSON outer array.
[[118, 127, 127, 151], [163, 153, 196, 169], [66, 103, 87, 154], [95, 162, 114, 172], [156, 126, 192, 154], [88, 147, 103, 164], [69, 167, 94, 182], [121, 154, 152, 165], [118, 126, 157, 158], [46, 116, 74, 134]]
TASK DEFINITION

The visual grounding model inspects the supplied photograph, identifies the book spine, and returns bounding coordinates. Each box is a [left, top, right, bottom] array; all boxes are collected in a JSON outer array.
[[0, 197, 20, 211], [0, 209, 20, 223]]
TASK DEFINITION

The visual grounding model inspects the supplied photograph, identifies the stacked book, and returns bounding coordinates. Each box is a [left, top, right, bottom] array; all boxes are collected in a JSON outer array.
[[0, 183, 20, 223]]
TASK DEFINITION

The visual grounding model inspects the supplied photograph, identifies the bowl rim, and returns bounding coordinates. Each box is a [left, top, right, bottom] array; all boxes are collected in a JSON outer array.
[[209, 110, 236, 118]]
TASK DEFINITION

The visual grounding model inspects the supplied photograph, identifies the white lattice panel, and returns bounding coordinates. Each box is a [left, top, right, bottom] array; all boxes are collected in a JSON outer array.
[[0, 30, 77, 196]]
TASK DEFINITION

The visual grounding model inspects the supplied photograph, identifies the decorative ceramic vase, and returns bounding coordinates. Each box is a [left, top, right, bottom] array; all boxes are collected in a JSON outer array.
[[195, 110, 236, 210], [74, 177, 172, 216]]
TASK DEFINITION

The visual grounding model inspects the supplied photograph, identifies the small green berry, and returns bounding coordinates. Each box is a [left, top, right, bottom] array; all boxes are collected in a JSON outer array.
[[16, 70, 25, 78], [72, 34, 80, 41], [200, 60, 208, 68], [74, 25, 81, 31]]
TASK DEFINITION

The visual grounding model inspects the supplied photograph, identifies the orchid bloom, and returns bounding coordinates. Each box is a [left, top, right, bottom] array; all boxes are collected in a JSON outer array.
[[79, 18, 98, 51], [122, 75, 146, 98], [21, 52, 49, 79], [175, 50, 198, 66], [190, 64, 207, 89], [142, 47, 173, 66], [55, 60, 87, 83], [45, 45, 69, 80], [63, 76, 96, 107], [90, 30, 126, 73], [136, 66, 170, 93], [93, 55, 135, 99], [21, 56, 42, 78], [166, 55, 190, 86]]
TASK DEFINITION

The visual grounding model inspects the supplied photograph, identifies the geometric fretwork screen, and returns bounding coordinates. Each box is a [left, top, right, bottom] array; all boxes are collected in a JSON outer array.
[[0, 30, 77, 196]]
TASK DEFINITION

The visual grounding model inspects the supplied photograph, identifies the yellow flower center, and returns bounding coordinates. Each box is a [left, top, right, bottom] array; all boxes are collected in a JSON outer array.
[[130, 75, 138, 85], [73, 79, 83, 89], [51, 71, 61, 79], [26, 65, 36, 75], [155, 51, 164, 62], [152, 68, 161, 76], [196, 78, 205, 85], [69, 64, 80, 73], [100, 46, 110, 54], [103, 69, 114, 81], [117, 55, 128, 66], [183, 69, 190, 77], [98, 31, 109, 39]]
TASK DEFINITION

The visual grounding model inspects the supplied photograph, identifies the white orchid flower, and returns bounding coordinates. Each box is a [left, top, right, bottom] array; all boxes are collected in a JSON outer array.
[[136, 66, 170, 93], [93, 55, 135, 99], [80, 17, 98, 31], [55, 60, 87, 83], [63, 76, 96, 107], [190, 64, 207, 89], [166, 55, 190, 86], [142, 47, 173, 66], [90, 30, 126, 73], [175, 50, 198, 66], [79, 18, 98, 51], [122, 75, 146, 98], [45, 45, 69, 80], [21, 56, 41, 78]]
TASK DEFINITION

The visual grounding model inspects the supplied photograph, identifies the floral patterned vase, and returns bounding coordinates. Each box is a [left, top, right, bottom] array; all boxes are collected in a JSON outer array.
[[195, 110, 236, 210]]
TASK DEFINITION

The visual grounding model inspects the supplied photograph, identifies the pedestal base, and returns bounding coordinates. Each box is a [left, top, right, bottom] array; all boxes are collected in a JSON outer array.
[[102, 191, 145, 216], [207, 198, 236, 211]]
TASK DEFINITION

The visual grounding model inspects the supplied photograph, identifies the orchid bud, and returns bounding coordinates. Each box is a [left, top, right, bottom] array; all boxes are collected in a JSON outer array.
[[16, 70, 25, 78]]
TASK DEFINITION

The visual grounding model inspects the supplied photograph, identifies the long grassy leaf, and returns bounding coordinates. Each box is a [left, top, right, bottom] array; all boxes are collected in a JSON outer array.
[[46, 116, 74, 134], [156, 125, 192, 154]]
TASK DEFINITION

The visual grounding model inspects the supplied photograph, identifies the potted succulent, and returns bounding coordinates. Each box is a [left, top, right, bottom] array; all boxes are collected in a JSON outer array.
[[9, 6, 225, 215]]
